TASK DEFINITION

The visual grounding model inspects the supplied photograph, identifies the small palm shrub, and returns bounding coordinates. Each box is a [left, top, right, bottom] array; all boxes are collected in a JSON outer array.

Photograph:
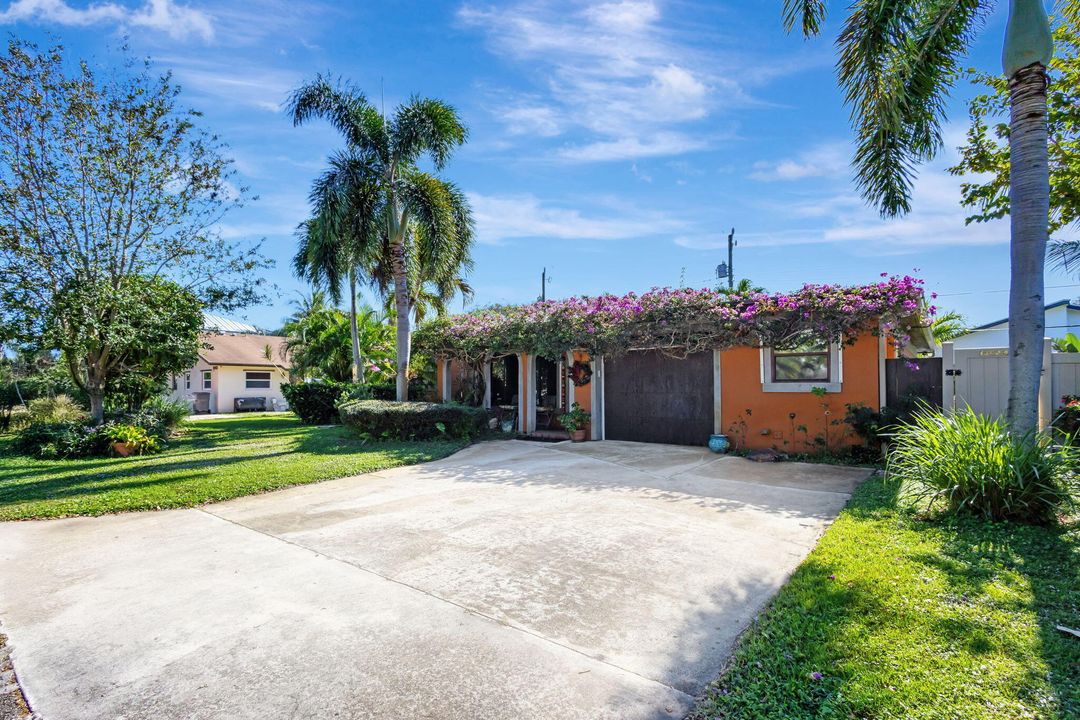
[[886, 408, 1077, 524], [117, 396, 189, 438], [27, 394, 87, 424]]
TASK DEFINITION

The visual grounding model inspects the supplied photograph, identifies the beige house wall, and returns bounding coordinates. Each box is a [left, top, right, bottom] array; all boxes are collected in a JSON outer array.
[[169, 363, 289, 413]]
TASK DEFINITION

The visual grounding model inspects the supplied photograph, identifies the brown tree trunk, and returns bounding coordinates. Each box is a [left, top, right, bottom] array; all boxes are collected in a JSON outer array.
[[1006, 62, 1050, 436]]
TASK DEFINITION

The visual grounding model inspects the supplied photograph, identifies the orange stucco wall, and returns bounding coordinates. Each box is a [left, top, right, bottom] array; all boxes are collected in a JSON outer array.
[[720, 332, 882, 453]]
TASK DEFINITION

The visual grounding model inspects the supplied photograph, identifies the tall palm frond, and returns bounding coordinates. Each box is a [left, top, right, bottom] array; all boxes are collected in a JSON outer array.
[[929, 310, 969, 344]]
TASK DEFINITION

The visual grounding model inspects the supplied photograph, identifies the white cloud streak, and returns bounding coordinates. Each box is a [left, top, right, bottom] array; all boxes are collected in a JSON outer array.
[[468, 191, 686, 244], [459, 0, 743, 161], [0, 0, 214, 41]]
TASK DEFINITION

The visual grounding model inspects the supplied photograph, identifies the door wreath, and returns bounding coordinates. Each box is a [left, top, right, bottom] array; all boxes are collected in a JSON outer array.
[[570, 361, 593, 387]]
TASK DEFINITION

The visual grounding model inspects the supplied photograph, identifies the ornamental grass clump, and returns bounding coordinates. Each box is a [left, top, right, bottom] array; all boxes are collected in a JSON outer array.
[[886, 408, 1077, 524]]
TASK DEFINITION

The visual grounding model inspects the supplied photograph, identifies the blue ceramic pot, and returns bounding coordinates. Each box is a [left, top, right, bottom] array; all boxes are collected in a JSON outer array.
[[708, 434, 730, 454]]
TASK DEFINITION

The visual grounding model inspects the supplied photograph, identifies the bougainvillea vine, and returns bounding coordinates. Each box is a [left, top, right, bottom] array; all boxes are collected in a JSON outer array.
[[414, 275, 933, 362]]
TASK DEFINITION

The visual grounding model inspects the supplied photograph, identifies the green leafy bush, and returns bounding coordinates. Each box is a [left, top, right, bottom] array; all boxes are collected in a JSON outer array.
[[14, 421, 105, 459], [339, 400, 488, 440], [886, 408, 1077, 524], [101, 423, 161, 455], [366, 379, 434, 402], [558, 402, 591, 432], [27, 394, 87, 424], [282, 381, 352, 424], [117, 396, 189, 438]]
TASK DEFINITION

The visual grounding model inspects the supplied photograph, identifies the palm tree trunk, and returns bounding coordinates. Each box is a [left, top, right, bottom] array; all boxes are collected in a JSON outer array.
[[1005, 62, 1050, 436], [390, 239, 411, 401], [348, 271, 364, 384]]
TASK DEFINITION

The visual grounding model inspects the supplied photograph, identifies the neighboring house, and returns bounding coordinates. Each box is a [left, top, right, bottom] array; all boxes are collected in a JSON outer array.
[[951, 299, 1080, 349], [201, 312, 262, 335], [434, 321, 933, 452], [170, 333, 291, 414]]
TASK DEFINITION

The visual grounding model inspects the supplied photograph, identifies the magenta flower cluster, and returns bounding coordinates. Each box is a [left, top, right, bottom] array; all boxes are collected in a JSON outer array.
[[414, 275, 931, 361]]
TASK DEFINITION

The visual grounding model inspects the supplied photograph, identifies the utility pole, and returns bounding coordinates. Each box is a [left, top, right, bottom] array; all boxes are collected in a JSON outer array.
[[727, 227, 736, 290], [541, 267, 548, 302]]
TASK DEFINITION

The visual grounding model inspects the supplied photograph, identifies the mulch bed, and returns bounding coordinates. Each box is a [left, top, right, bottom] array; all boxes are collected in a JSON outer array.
[[0, 630, 32, 720]]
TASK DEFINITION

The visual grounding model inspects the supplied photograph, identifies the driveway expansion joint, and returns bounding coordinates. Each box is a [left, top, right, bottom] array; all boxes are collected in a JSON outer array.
[[195, 506, 695, 702]]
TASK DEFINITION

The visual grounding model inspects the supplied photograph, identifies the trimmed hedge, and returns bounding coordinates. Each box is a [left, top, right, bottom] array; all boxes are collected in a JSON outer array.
[[338, 400, 489, 440], [282, 382, 359, 424]]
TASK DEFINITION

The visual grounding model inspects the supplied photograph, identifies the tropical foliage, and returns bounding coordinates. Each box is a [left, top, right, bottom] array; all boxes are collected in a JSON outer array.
[[887, 407, 1077, 524], [950, 3, 1080, 244], [281, 292, 394, 383], [416, 275, 930, 362], [338, 399, 489, 441], [288, 76, 475, 401], [779, 0, 1054, 437], [928, 310, 969, 345]]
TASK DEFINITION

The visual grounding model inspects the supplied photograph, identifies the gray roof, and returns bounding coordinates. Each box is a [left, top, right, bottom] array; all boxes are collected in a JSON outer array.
[[971, 299, 1080, 331], [202, 313, 261, 334]]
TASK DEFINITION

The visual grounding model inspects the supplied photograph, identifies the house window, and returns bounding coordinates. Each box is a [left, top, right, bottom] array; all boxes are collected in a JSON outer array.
[[771, 339, 830, 382], [245, 371, 272, 389], [185, 373, 191, 390], [172, 376, 177, 391], [761, 339, 843, 393], [202, 371, 212, 390]]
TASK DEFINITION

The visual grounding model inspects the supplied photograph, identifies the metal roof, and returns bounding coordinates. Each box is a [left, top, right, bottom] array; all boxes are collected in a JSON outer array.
[[201, 312, 261, 334]]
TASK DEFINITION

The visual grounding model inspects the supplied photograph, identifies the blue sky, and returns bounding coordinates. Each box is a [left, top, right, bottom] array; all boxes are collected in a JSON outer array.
[[3, 0, 1077, 330]]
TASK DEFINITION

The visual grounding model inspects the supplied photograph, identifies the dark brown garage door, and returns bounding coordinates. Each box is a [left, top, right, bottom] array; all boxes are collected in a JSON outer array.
[[604, 350, 714, 446]]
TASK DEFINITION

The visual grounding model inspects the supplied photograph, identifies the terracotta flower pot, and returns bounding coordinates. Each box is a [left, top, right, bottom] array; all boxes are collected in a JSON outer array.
[[111, 441, 135, 457], [569, 429, 587, 443]]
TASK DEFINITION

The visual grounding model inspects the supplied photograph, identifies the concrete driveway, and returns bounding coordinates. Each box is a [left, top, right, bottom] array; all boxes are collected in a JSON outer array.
[[0, 440, 869, 720]]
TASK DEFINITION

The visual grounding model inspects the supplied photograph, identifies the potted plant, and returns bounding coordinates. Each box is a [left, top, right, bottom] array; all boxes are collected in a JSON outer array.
[[558, 402, 592, 442], [102, 423, 160, 457]]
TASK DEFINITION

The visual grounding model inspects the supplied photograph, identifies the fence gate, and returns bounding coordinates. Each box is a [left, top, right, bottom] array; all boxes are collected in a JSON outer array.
[[941, 341, 1055, 427], [885, 357, 942, 410]]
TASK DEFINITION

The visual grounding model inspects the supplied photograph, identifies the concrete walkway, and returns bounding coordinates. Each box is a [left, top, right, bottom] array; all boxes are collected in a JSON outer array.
[[0, 440, 870, 720]]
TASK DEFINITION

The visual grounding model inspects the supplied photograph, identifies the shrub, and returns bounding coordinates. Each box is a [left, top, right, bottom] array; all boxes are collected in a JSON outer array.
[[101, 423, 161, 455], [14, 421, 105, 459], [338, 400, 489, 440], [282, 382, 351, 424], [558, 402, 591, 432], [366, 380, 433, 402], [117, 396, 189, 438], [886, 408, 1078, 524], [5, 405, 31, 432], [27, 394, 87, 424]]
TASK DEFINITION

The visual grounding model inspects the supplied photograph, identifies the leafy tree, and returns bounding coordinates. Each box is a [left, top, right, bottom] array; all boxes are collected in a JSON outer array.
[[0, 41, 268, 420], [950, 3, 1080, 269], [1052, 332, 1080, 352], [288, 76, 475, 401], [45, 274, 203, 421], [716, 278, 764, 295], [781, 0, 1054, 435]]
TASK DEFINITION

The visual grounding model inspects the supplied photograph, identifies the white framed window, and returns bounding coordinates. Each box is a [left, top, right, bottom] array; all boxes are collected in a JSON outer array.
[[245, 371, 272, 389], [202, 370, 212, 390], [760, 339, 843, 393], [185, 373, 191, 390]]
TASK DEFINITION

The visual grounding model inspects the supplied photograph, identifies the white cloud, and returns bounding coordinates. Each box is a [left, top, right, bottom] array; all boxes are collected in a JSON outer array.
[[157, 57, 299, 111], [749, 142, 850, 182], [467, 191, 686, 244], [458, 0, 742, 161], [0, 0, 214, 41]]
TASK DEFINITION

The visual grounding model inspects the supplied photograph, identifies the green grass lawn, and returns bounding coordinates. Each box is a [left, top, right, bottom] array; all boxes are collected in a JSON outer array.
[[0, 414, 468, 520], [691, 478, 1079, 720]]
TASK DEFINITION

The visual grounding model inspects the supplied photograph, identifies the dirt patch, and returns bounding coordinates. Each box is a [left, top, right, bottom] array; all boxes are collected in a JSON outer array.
[[0, 631, 31, 720]]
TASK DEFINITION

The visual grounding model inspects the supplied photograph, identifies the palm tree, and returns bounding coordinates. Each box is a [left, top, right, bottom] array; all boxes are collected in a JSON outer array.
[[293, 149, 385, 384], [929, 310, 969, 345], [782, 0, 1053, 435], [288, 76, 475, 401]]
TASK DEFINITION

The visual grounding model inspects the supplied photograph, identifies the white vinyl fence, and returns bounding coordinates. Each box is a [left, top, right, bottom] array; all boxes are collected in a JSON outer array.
[[941, 339, 1080, 428]]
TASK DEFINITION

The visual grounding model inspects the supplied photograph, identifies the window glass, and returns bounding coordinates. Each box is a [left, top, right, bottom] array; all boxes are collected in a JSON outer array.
[[245, 371, 271, 389], [185, 373, 191, 390], [203, 371, 212, 390], [773, 353, 829, 381]]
